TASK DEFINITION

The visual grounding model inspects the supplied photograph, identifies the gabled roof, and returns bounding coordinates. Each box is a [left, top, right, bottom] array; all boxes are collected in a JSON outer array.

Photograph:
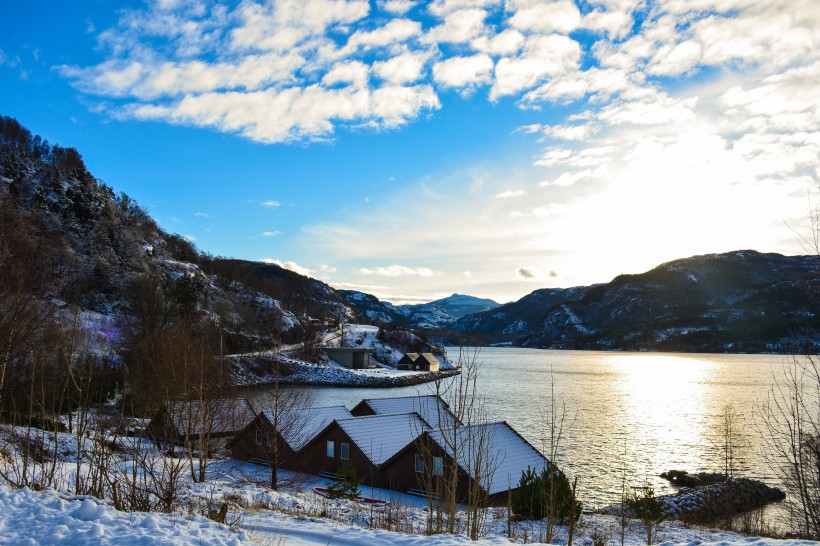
[[398, 353, 419, 363], [167, 398, 256, 436], [354, 395, 459, 430], [429, 421, 548, 496], [335, 413, 429, 466], [262, 405, 352, 452], [415, 353, 439, 367]]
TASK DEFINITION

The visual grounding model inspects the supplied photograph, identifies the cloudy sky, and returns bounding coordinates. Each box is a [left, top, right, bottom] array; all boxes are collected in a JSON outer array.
[[2, 0, 818, 304]]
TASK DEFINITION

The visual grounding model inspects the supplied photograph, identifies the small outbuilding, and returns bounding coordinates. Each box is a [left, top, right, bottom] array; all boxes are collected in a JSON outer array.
[[396, 353, 419, 370], [396, 352, 440, 372], [323, 347, 372, 369]]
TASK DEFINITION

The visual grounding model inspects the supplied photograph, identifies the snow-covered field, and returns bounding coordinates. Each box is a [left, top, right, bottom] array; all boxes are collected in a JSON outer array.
[[2, 440, 817, 546]]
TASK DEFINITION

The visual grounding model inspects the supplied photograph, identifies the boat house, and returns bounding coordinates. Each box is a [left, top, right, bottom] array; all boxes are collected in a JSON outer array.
[[323, 347, 372, 369]]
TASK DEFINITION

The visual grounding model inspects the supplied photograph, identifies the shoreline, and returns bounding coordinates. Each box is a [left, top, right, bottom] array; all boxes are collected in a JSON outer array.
[[237, 368, 461, 389]]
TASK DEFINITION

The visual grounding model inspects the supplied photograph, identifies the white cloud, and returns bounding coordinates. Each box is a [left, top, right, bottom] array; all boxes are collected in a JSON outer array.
[[373, 51, 428, 84], [494, 189, 526, 198], [490, 34, 581, 99], [345, 18, 421, 51], [508, 1, 582, 35], [538, 170, 594, 187], [426, 8, 488, 44], [522, 67, 633, 104], [183, 234, 196, 242], [432, 53, 493, 88], [428, 0, 500, 17], [261, 258, 313, 277], [320, 264, 337, 273], [322, 61, 369, 87], [358, 264, 436, 277], [541, 123, 599, 141], [262, 230, 282, 237], [194, 211, 210, 217], [471, 29, 525, 56], [261, 200, 281, 207], [379, 0, 417, 15], [129, 81, 439, 142]]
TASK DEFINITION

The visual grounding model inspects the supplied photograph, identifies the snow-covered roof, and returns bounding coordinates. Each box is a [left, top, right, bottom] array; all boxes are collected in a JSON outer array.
[[264, 405, 352, 451], [336, 413, 430, 466], [357, 395, 459, 430], [429, 421, 548, 496], [168, 398, 256, 436]]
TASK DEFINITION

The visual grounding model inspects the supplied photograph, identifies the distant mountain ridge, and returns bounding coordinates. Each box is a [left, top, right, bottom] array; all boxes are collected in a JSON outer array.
[[344, 251, 820, 353], [339, 291, 500, 329], [449, 250, 820, 353]]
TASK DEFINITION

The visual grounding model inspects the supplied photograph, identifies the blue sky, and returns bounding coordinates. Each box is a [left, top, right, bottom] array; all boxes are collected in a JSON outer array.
[[2, 0, 818, 304]]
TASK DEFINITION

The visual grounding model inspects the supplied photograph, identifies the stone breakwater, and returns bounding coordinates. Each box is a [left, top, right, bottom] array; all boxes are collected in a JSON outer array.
[[230, 353, 461, 388], [601, 478, 785, 522], [662, 478, 786, 521]]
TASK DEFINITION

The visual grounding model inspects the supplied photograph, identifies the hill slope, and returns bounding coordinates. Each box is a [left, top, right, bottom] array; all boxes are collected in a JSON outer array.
[[450, 251, 820, 353]]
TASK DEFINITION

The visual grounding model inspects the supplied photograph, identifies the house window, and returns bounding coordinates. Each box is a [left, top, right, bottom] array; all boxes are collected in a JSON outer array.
[[326, 440, 335, 458], [433, 456, 443, 476], [341, 442, 350, 460], [255, 429, 263, 445], [415, 454, 424, 473]]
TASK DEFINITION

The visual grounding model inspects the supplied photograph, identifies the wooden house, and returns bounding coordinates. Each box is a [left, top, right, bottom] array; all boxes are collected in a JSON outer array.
[[147, 398, 256, 447], [396, 353, 419, 370], [351, 394, 459, 429], [230, 405, 351, 470], [299, 412, 430, 488], [396, 352, 440, 372], [425, 421, 550, 504], [415, 353, 440, 372], [227, 394, 551, 506]]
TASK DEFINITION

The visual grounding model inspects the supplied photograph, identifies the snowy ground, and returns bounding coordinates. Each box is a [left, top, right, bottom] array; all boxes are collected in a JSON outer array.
[[1, 424, 817, 545]]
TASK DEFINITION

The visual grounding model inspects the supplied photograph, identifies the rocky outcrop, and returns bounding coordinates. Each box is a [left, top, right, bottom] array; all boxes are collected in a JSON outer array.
[[660, 470, 725, 488], [661, 478, 785, 522]]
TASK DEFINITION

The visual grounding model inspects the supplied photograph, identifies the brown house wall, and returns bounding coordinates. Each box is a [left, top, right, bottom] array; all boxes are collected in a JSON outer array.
[[381, 436, 479, 501], [230, 417, 300, 470], [349, 402, 375, 417], [301, 424, 381, 483]]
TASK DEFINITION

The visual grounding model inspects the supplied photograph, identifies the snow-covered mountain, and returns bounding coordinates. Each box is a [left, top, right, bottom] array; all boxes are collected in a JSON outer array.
[[449, 251, 820, 353], [339, 291, 499, 330]]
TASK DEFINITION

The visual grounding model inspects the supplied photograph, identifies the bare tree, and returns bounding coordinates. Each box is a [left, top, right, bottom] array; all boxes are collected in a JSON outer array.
[[421, 346, 498, 538], [755, 203, 820, 538], [757, 355, 820, 537], [254, 358, 310, 490], [539, 367, 576, 543]]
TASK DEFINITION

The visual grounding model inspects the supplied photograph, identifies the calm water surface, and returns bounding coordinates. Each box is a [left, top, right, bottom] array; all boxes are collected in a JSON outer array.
[[279, 348, 793, 508]]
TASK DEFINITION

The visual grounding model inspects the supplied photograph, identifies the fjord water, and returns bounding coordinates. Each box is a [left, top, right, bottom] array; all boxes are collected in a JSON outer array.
[[296, 348, 792, 508]]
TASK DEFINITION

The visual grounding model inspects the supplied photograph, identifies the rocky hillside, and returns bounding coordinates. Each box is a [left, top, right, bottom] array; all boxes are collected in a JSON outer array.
[[450, 251, 820, 353], [0, 115, 353, 357]]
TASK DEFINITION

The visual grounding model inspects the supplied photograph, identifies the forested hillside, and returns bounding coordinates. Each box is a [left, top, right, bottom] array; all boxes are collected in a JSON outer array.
[[0, 116, 365, 419]]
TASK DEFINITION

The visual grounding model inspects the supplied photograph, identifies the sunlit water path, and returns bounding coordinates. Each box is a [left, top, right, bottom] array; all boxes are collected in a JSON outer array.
[[276, 348, 794, 508]]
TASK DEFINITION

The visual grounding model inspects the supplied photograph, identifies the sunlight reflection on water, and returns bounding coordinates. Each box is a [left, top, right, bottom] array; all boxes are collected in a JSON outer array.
[[288, 348, 793, 508]]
